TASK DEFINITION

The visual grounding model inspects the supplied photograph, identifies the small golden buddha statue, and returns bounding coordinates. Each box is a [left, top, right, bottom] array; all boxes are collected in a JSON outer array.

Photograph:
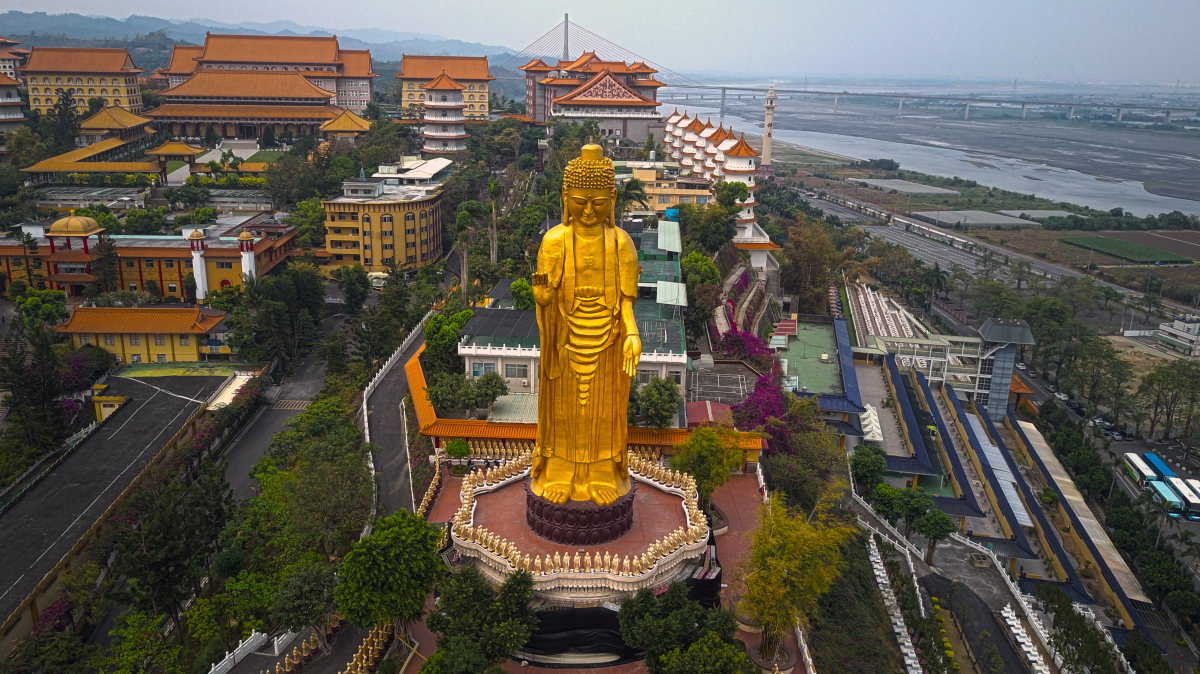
[[530, 144, 640, 506]]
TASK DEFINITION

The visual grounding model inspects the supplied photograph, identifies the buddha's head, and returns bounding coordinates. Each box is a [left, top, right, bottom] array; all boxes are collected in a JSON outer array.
[[563, 144, 615, 229]]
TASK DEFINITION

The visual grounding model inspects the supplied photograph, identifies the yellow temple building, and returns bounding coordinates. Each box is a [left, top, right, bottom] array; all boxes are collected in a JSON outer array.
[[20, 47, 144, 114], [57, 305, 232, 363], [396, 54, 493, 120]]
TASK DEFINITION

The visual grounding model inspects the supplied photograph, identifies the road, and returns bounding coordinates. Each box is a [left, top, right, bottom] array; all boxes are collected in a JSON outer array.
[[0, 375, 226, 621], [864, 223, 999, 277]]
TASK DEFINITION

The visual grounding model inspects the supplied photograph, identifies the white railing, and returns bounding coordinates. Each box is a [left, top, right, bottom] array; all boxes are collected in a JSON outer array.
[[755, 461, 769, 504], [795, 622, 818, 674], [640, 349, 688, 365], [206, 631, 268, 674], [271, 630, 298, 656], [457, 343, 540, 358]]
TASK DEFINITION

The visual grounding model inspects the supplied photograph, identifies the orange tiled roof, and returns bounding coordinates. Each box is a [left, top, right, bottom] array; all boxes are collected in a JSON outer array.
[[164, 45, 203, 75], [21, 138, 128, 172], [685, 117, 706, 133], [161, 70, 335, 100], [421, 72, 466, 91], [80, 106, 152, 131], [22, 47, 142, 74], [57, 306, 226, 335], [518, 58, 554, 72], [47, 250, 97, 262], [553, 69, 659, 108], [339, 50, 378, 78], [725, 133, 760, 158], [1010, 373, 1034, 395], [199, 33, 340, 64], [403, 348, 764, 452], [398, 54, 493, 81], [321, 109, 371, 133], [23, 161, 158, 174], [147, 103, 341, 121], [633, 78, 666, 87], [113, 247, 193, 259], [733, 242, 781, 250], [0, 72, 18, 87], [146, 141, 205, 157], [49, 273, 96, 283]]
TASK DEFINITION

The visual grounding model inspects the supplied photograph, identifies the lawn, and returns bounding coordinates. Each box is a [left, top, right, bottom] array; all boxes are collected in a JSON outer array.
[[164, 160, 186, 174], [244, 150, 286, 164], [1061, 235, 1192, 264]]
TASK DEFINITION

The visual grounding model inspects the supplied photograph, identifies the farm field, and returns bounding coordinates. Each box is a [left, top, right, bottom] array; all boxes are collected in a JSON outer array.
[[1106, 230, 1200, 261], [1062, 235, 1193, 264], [968, 229, 1126, 267]]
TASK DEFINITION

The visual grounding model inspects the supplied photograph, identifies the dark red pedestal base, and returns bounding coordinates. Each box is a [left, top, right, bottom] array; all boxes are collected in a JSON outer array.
[[525, 482, 636, 545]]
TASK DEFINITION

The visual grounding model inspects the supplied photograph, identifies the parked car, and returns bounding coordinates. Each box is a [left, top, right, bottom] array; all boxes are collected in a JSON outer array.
[[1028, 371, 1038, 378], [1054, 392, 1070, 401], [1015, 362, 1027, 371], [1046, 384, 1058, 392], [1066, 401, 1084, 412]]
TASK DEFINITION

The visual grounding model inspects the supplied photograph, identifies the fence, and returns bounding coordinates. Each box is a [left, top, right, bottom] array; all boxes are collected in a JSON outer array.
[[206, 630, 269, 674]]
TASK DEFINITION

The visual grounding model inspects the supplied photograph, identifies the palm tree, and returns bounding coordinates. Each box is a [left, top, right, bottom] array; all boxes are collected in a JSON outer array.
[[488, 180, 502, 265], [615, 178, 650, 222], [1171, 529, 1200, 567], [1138, 492, 1176, 550], [926, 262, 949, 301]]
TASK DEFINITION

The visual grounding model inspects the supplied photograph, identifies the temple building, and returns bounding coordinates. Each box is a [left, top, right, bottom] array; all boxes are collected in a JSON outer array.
[[161, 34, 375, 113], [78, 105, 154, 145], [0, 37, 28, 82], [20, 47, 144, 114], [57, 306, 233, 363], [321, 158, 450, 272], [0, 72, 25, 153], [0, 211, 297, 298], [420, 73, 469, 153], [663, 110, 780, 288], [519, 51, 665, 142], [396, 55, 493, 120], [147, 70, 358, 140]]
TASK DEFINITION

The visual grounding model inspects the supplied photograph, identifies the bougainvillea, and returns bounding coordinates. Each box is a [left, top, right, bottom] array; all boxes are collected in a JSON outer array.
[[732, 366, 787, 432]]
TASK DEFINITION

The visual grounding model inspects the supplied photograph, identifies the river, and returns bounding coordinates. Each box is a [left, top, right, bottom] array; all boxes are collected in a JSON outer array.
[[673, 104, 1200, 217]]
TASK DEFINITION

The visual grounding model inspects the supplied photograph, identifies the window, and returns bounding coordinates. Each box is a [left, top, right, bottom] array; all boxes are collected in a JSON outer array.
[[669, 370, 682, 385], [128, 283, 137, 291], [364, 258, 372, 266], [164, 260, 174, 268], [104, 334, 115, 346], [637, 369, 654, 384], [80, 335, 91, 346], [167, 283, 177, 294], [125, 260, 135, 268], [505, 364, 529, 379], [381, 214, 393, 224], [472, 361, 496, 377], [154, 334, 165, 346], [180, 335, 190, 346], [407, 255, 416, 263], [145, 260, 155, 268], [156, 354, 167, 363], [130, 354, 141, 364], [129, 335, 141, 346], [216, 261, 234, 269]]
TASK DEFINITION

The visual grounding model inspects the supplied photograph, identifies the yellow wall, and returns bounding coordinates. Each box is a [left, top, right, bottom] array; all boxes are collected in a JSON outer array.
[[71, 331, 206, 363], [24, 73, 143, 114], [631, 167, 712, 215], [398, 79, 489, 119], [322, 193, 443, 272]]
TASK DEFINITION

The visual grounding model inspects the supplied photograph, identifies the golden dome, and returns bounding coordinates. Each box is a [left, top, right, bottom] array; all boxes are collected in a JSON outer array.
[[236, 230, 255, 241], [187, 229, 207, 240], [48, 210, 102, 237]]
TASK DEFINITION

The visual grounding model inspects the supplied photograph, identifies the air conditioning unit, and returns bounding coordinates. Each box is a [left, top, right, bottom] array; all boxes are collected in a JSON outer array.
[[521, 379, 529, 387]]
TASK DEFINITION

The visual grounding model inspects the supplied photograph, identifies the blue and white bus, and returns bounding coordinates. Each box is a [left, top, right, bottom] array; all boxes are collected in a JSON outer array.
[[1122, 453, 1156, 488], [1167, 477, 1200, 520], [1144, 452, 1176, 480], [1149, 480, 1184, 518]]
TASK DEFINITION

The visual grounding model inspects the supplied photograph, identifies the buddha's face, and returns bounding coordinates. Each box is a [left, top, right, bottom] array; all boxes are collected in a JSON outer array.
[[565, 187, 612, 228]]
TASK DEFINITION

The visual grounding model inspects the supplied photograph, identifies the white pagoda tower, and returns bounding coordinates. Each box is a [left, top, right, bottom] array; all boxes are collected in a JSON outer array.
[[421, 72, 468, 153]]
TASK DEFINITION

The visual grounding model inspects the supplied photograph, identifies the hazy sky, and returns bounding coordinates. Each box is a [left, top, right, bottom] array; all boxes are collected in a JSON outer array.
[[7, 0, 1200, 83]]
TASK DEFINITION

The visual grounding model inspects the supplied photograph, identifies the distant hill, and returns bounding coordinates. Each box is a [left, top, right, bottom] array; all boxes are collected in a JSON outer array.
[[0, 11, 517, 63]]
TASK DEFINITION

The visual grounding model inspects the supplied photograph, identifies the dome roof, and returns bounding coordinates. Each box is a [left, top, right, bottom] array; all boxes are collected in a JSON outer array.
[[48, 210, 102, 237], [236, 230, 255, 241]]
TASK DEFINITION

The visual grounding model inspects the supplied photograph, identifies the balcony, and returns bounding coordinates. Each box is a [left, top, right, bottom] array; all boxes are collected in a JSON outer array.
[[424, 98, 465, 109]]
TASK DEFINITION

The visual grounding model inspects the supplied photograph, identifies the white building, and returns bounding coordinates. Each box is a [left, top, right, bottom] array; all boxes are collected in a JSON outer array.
[[421, 72, 468, 154], [1155, 315, 1200, 357]]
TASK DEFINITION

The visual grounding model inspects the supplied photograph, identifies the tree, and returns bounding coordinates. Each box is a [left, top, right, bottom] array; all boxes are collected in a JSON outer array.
[[871, 484, 933, 537], [272, 562, 338, 654], [633, 377, 683, 428], [509, 278, 534, 310], [317, 333, 349, 376], [2, 630, 99, 674], [87, 96, 106, 115], [473, 371, 509, 413], [713, 181, 749, 209], [337, 264, 371, 315], [335, 510, 444, 634], [284, 197, 327, 248], [204, 123, 220, 148], [851, 445, 887, 491], [123, 207, 167, 235], [619, 583, 739, 674], [422, 309, 474, 377], [92, 234, 120, 293], [260, 124, 276, 148], [46, 89, 81, 154], [740, 497, 853, 662], [660, 631, 755, 674], [12, 286, 68, 329], [425, 567, 537, 673], [427, 373, 476, 416], [615, 177, 650, 220], [670, 426, 743, 509], [780, 218, 839, 314], [1139, 291, 1162, 325], [93, 610, 182, 674], [912, 509, 957, 564]]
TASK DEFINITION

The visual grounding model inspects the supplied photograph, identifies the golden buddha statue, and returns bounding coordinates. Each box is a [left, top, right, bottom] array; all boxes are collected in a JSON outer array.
[[530, 144, 640, 506]]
